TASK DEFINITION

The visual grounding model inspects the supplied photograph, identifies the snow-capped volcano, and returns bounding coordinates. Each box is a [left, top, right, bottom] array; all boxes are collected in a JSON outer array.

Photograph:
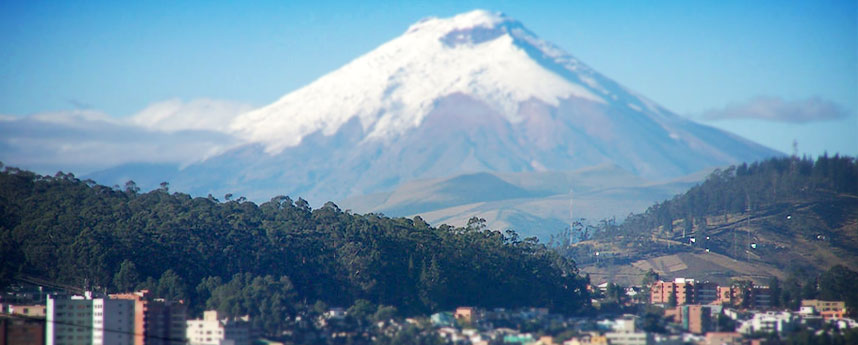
[[232, 10, 658, 153], [92, 9, 778, 208]]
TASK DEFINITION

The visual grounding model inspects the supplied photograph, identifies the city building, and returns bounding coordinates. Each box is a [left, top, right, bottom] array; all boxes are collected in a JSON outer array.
[[737, 311, 796, 335], [716, 285, 771, 309], [110, 290, 187, 345], [604, 330, 653, 345], [186, 310, 251, 345], [695, 282, 719, 304], [455, 306, 479, 324], [666, 305, 714, 334], [0, 314, 44, 345], [430, 312, 455, 327], [5, 304, 46, 317], [562, 332, 607, 345], [650, 279, 719, 305], [701, 332, 742, 345], [801, 300, 847, 320], [46, 292, 134, 345], [604, 315, 653, 345]]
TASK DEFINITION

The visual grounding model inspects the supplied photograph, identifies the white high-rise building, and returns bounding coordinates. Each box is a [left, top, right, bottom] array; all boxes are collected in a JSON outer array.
[[46, 292, 134, 345], [186, 310, 250, 345]]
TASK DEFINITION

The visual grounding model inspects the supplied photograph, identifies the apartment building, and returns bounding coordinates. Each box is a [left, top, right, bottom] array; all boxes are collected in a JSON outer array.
[[186, 310, 251, 345], [716, 285, 771, 308], [110, 290, 187, 345], [666, 305, 714, 334], [5, 304, 46, 317], [801, 300, 847, 319], [650, 279, 719, 305], [0, 315, 44, 345], [46, 292, 134, 345]]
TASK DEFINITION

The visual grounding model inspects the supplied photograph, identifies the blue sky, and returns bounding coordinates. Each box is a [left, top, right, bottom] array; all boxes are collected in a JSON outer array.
[[1, 0, 856, 157]]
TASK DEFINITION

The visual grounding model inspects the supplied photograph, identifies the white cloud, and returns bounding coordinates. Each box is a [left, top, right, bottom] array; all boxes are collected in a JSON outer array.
[[30, 109, 121, 127], [129, 98, 254, 132], [702, 96, 851, 123], [0, 99, 251, 175]]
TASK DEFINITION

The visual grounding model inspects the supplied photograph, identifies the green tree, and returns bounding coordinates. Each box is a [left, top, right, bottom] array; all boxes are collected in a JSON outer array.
[[113, 260, 140, 292], [641, 269, 660, 303], [373, 305, 398, 323], [348, 299, 375, 327], [768, 276, 782, 308], [156, 269, 187, 301], [667, 290, 677, 307], [819, 265, 858, 316]]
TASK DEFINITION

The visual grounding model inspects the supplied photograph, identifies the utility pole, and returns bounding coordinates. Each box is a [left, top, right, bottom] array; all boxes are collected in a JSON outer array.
[[568, 188, 574, 244], [746, 193, 751, 262]]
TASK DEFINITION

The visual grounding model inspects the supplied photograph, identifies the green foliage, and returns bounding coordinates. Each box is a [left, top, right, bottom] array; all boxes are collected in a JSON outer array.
[[640, 305, 666, 334], [783, 325, 858, 345], [156, 269, 188, 302], [113, 260, 139, 292], [0, 165, 590, 335], [564, 155, 858, 269], [347, 299, 376, 327], [818, 265, 858, 316], [778, 265, 858, 317], [372, 305, 398, 323], [604, 283, 625, 304], [667, 290, 677, 308], [588, 155, 856, 240], [769, 276, 782, 308], [640, 269, 659, 303], [375, 324, 444, 345], [199, 273, 297, 333]]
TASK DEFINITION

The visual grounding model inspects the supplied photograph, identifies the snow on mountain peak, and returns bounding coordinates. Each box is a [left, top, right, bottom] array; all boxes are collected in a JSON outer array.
[[407, 10, 510, 34], [230, 10, 619, 153]]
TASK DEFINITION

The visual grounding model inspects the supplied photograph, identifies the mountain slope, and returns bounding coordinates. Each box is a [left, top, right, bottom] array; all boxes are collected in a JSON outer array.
[[339, 164, 705, 239], [564, 155, 858, 285], [88, 9, 779, 210]]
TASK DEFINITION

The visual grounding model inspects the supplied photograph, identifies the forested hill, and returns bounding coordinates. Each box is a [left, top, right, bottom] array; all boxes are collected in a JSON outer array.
[[626, 155, 857, 228], [0, 164, 589, 332], [568, 155, 858, 282]]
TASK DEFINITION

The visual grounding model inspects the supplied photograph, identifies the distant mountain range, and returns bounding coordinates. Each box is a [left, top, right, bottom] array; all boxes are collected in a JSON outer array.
[[84, 10, 779, 235], [339, 164, 711, 239]]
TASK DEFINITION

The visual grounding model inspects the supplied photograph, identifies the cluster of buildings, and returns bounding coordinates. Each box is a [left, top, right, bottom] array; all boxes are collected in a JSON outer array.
[[424, 302, 855, 345], [0, 278, 855, 345], [417, 277, 855, 345], [1, 289, 252, 345], [646, 278, 853, 335], [649, 278, 770, 308]]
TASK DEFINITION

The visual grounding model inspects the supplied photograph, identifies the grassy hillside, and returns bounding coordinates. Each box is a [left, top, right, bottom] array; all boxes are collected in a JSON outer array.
[[561, 155, 858, 285]]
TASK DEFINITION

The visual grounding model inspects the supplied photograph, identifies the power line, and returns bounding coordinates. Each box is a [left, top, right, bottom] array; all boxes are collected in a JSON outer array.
[[1, 313, 225, 345]]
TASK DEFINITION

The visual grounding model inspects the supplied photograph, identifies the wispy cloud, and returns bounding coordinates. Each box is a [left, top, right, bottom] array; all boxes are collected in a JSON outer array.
[[0, 99, 252, 176], [67, 99, 93, 110], [129, 98, 253, 132], [702, 96, 851, 123]]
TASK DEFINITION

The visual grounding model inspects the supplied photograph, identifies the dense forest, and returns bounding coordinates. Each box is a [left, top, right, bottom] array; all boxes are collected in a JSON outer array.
[[0, 163, 589, 335]]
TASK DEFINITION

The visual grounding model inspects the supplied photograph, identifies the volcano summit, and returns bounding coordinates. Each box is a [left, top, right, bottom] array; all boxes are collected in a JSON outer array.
[[93, 10, 778, 208]]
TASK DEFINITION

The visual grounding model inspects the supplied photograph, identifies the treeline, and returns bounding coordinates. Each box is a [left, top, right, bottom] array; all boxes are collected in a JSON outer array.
[[772, 265, 858, 315], [0, 164, 589, 334], [588, 155, 857, 241]]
